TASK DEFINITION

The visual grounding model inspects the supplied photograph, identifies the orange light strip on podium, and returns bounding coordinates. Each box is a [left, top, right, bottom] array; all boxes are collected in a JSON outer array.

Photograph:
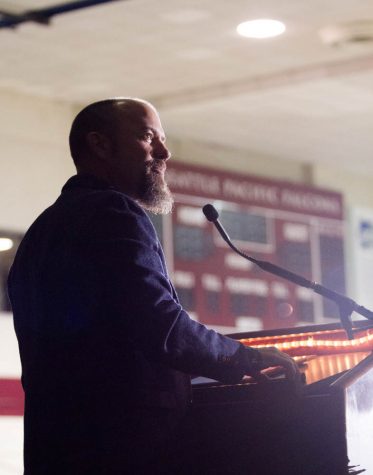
[[239, 328, 373, 356]]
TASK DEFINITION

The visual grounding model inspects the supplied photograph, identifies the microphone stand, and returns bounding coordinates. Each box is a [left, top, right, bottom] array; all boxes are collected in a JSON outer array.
[[203, 204, 373, 340]]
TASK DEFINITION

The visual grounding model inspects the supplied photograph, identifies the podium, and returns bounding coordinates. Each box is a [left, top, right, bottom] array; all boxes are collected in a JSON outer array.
[[187, 322, 373, 475]]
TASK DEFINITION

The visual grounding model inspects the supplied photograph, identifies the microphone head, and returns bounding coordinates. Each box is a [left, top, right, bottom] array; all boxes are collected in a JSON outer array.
[[202, 204, 219, 222]]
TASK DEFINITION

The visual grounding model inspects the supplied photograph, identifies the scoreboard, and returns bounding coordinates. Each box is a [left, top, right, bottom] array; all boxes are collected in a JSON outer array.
[[150, 161, 345, 332]]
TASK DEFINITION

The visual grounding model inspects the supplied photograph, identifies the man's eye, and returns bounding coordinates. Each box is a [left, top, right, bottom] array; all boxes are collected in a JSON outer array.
[[143, 133, 153, 142]]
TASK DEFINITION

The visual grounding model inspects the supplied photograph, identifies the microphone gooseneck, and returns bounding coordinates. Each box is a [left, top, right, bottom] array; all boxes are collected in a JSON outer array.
[[202, 203, 373, 339]]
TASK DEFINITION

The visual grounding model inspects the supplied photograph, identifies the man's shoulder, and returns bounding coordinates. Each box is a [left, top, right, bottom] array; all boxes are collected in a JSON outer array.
[[59, 182, 156, 244], [59, 174, 145, 217], [72, 187, 149, 226], [22, 177, 153, 245]]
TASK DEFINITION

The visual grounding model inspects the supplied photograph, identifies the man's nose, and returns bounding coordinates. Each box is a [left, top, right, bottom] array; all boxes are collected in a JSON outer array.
[[154, 141, 171, 161]]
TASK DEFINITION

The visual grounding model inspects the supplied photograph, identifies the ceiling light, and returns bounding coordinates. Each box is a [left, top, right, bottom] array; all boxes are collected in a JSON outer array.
[[237, 19, 286, 39], [0, 238, 13, 251]]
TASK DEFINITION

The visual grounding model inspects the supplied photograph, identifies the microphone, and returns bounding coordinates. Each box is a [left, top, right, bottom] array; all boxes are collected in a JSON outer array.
[[202, 204, 231, 245], [202, 203, 218, 222], [202, 203, 373, 339]]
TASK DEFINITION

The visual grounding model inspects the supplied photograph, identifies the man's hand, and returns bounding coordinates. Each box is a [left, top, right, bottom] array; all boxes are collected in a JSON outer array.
[[256, 347, 300, 380]]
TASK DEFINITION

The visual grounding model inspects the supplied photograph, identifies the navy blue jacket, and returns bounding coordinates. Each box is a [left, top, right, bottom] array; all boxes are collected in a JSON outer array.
[[8, 174, 258, 473]]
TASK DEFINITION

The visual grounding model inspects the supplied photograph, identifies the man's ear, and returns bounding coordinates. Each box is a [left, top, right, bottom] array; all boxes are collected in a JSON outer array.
[[85, 131, 112, 160]]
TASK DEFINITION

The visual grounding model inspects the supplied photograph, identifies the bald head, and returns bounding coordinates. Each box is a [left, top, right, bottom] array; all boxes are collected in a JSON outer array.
[[69, 97, 155, 165]]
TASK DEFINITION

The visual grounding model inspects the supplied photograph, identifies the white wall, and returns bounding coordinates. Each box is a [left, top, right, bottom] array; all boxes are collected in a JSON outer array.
[[312, 163, 373, 209], [0, 90, 75, 231], [168, 136, 311, 183], [0, 313, 21, 378]]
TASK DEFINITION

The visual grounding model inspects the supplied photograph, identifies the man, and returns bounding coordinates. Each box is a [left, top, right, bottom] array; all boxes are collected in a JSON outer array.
[[8, 98, 299, 474]]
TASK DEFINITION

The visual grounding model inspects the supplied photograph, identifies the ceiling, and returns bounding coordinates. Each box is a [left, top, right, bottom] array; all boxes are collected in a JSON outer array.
[[2, 0, 373, 173]]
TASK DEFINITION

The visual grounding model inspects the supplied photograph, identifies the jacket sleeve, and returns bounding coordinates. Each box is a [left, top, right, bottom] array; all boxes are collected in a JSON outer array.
[[83, 192, 260, 384]]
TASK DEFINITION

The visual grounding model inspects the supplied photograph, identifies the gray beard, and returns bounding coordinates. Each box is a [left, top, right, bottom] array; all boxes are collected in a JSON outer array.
[[138, 172, 174, 215]]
